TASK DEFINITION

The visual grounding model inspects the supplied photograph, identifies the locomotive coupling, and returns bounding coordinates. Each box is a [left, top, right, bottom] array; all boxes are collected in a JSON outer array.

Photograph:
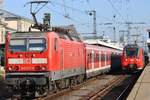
[[20, 79, 36, 97]]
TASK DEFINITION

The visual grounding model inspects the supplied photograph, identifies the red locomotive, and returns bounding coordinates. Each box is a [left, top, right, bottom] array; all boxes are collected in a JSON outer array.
[[5, 27, 85, 96], [121, 44, 145, 71]]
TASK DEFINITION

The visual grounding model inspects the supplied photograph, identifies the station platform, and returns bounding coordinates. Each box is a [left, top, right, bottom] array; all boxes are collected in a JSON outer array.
[[127, 64, 150, 100]]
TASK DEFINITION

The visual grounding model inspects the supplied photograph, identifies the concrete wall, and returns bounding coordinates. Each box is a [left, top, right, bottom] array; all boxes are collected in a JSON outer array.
[[5, 19, 33, 32]]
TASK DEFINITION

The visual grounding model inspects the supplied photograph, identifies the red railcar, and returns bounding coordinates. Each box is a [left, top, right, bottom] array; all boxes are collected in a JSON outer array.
[[84, 40, 122, 78], [121, 44, 145, 71], [85, 44, 111, 78]]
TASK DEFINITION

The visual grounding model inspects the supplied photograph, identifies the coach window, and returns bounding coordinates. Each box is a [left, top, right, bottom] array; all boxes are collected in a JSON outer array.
[[95, 53, 99, 62], [89, 53, 92, 63], [54, 38, 58, 51], [99, 53, 101, 61], [102, 54, 104, 61]]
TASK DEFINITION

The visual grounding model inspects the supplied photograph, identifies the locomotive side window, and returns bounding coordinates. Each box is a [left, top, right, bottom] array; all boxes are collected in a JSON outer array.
[[29, 39, 46, 51], [9, 39, 26, 52], [54, 38, 58, 51]]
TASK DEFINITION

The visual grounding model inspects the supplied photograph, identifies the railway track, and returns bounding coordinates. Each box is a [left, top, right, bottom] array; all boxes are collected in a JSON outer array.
[[100, 72, 142, 100], [36, 74, 128, 100], [37, 75, 110, 100], [3, 71, 141, 100], [84, 75, 126, 100], [37, 72, 141, 100], [115, 72, 141, 100]]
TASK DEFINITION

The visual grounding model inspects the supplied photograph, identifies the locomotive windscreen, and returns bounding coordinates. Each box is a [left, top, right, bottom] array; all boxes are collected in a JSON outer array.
[[125, 47, 139, 57], [9, 38, 46, 52]]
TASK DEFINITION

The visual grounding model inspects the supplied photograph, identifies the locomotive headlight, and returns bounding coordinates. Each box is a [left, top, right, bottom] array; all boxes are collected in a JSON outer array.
[[41, 66, 46, 71], [32, 54, 36, 57], [18, 54, 23, 58], [8, 66, 19, 71], [35, 66, 46, 71], [8, 66, 13, 71], [125, 59, 128, 61]]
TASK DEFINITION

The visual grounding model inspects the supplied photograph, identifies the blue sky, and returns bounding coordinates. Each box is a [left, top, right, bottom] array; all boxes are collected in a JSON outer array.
[[3, 0, 150, 42]]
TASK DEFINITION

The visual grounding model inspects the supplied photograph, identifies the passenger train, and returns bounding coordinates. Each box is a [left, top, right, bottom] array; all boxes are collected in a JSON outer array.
[[5, 27, 122, 97], [121, 44, 146, 71]]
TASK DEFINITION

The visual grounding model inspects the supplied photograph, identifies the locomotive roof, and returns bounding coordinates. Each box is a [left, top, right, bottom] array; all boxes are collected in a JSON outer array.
[[52, 25, 82, 42], [9, 25, 82, 42], [9, 32, 46, 38]]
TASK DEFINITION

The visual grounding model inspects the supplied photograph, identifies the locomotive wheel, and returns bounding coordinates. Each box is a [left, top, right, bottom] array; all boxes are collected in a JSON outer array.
[[70, 76, 78, 87], [60, 79, 66, 89], [36, 85, 49, 97], [65, 79, 70, 88], [48, 81, 58, 93], [77, 74, 85, 84]]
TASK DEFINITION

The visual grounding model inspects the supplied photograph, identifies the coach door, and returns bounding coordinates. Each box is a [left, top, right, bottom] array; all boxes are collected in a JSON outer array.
[[87, 52, 91, 70]]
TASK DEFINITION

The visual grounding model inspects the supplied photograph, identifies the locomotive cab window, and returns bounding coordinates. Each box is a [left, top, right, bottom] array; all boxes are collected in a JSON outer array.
[[9, 38, 46, 52], [29, 39, 46, 51], [9, 39, 26, 52]]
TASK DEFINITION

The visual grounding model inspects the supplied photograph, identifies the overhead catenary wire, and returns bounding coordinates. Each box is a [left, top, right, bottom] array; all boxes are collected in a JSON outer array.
[[62, 0, 69, 18], [48, 0, 113, 22], [46, 6, 91, 27], [107, 0, 126, 22], [40, 0, 114, 32], [49, 0, 87, 14]]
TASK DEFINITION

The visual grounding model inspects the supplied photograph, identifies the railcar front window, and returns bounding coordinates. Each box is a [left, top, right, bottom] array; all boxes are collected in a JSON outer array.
[[9, 39, 26, 52], [125, 48, 139, 57], [29, 39, 46, 51]]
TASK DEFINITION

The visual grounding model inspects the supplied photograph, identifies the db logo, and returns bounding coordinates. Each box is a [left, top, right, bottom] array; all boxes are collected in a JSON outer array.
[[130, 59, 134, 62], [24, 58, 31, 64]]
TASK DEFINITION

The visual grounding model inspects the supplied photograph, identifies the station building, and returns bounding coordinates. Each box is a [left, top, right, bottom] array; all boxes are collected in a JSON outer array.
[[0, 9, 34, 44]]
